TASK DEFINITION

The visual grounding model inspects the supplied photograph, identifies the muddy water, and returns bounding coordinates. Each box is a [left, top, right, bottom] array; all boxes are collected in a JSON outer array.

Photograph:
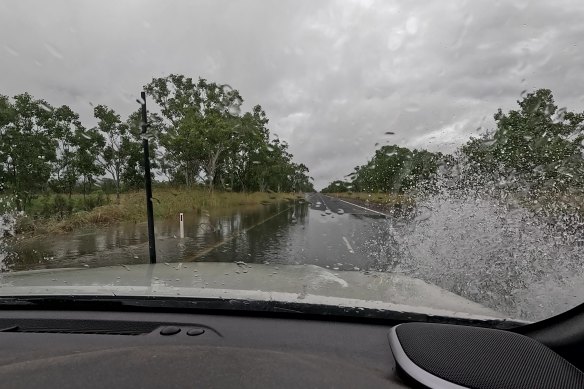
[[3, 202, 297, 271]]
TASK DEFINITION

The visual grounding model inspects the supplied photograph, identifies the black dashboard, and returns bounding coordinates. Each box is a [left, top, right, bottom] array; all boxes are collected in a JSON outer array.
[[0, 309, 405, 388], [0, 308, 582, 388]]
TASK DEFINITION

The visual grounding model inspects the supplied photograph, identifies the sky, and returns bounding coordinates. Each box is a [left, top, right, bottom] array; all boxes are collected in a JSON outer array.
[[1, 0, 584, 189]]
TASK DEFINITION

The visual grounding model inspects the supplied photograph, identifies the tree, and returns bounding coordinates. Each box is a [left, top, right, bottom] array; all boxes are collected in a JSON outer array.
[[146, 74, 312, 192], [49, 105, 86, 198], [94, 105, 133, 203], [0, 93, 57, 209], [121, 110, 161, 190], [145, 75, 245, 191], [460, 89, 584, 192], [321, 180, 352, 193], [73, 125, 105, 198], [342, 145, 443, 194]]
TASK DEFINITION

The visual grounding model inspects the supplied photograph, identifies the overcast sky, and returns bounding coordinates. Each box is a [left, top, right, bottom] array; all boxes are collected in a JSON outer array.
[[2, 0, 584, 189]]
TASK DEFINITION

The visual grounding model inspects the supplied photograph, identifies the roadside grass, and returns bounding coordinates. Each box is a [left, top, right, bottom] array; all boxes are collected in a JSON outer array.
[[13, 189, 300, 235], [324, 192, 413, 207]]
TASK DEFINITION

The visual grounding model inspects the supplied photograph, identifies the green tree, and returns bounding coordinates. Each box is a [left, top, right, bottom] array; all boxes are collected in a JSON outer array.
[[460, 89, 584, 192], [321, 180, 352, 193], [73, 125, 105, 198], [94, 105, 133, 203], [0, 93, 57, 209], [345, 145, 443, 194], [121, 110, 161, 190], [146, 74, 312, 192]]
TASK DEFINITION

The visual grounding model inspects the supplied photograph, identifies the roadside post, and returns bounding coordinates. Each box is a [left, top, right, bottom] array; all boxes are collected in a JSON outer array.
[[179, 213, 184, 238]]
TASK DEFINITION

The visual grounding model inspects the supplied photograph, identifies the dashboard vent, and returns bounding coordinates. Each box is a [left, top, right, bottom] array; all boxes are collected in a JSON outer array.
[[0, 319, 161, 336]]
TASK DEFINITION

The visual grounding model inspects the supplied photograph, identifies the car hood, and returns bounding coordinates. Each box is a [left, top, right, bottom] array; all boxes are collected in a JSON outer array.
[[0, 262, 509, 321]]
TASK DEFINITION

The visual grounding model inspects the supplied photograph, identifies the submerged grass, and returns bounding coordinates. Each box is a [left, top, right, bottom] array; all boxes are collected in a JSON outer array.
[[15, 188, 299, 235]]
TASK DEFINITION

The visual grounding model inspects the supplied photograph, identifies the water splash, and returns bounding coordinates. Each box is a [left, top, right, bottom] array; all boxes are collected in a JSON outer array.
[[0, 203, 20, 273], [370, 172, 584, 321]]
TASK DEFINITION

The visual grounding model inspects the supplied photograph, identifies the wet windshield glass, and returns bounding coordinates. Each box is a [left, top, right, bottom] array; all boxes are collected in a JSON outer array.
[[1, 0, 583, 322]]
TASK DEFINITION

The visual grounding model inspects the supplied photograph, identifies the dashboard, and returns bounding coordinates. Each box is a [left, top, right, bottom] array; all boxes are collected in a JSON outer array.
[[0, 309, 582, 388], [0, 309, 404, 388]]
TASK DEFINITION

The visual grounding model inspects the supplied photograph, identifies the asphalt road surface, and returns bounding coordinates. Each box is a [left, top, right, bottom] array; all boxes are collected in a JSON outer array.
[[199, 193, 392, 271]]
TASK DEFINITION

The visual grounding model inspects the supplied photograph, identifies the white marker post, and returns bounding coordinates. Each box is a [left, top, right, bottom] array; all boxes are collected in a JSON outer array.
[[179, 213, 184, 238]]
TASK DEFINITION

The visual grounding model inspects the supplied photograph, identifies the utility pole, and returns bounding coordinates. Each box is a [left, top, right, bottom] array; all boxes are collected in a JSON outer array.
[[139, 91, 156, 264]]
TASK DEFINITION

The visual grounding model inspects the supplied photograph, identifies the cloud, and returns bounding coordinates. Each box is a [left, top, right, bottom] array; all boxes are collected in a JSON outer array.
[[1, 0, 584, 189]]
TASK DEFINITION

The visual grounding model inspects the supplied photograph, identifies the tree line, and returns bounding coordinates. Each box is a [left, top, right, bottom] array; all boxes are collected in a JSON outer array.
[[0, 74, 315, 211], [322, 145, 448, 193], [322, 89, 584, 197]]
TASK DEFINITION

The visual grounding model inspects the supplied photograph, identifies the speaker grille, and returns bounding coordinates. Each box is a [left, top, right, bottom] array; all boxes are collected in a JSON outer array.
[[394, 323, 584, 389]]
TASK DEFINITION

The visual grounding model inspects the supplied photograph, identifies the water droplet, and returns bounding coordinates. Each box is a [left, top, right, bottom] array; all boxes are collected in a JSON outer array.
[[228, 103, 241, 116], [39, 101, 54, 112], [405, 17, 419, 35], [553, 107, 567, 123], [44, 43, 63, 59], [3, 45, 19, 57]]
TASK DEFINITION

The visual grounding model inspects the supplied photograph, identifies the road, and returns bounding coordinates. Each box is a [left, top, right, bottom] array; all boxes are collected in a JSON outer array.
[[198, 193, 393, 271]]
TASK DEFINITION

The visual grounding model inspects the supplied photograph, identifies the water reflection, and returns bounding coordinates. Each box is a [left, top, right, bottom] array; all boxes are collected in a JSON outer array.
[[2, 202, 292, 271]]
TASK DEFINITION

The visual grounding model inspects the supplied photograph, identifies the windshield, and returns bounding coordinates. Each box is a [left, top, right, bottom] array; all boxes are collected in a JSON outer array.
[[1, 0, 583, 323]]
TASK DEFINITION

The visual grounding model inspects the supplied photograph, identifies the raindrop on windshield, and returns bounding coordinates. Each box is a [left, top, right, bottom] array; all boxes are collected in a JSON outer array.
[[3, 45, 19, 57], [44, 43, 63, 59], [39, 102, 53, 112], [553, 107, 567, 123]]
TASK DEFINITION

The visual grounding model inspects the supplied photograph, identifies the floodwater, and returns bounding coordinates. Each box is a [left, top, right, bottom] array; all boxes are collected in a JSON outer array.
[[2, 196, 388, 272], [2, 193, 584, 321]]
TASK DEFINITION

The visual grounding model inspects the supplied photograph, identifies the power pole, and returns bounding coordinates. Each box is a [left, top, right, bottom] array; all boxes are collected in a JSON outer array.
[[139, 91, 156, 264]]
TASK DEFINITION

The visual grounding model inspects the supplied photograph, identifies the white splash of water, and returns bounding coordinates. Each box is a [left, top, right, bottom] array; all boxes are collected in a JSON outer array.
[[372, 175, 584, 321], [0, 199, 20, 273]]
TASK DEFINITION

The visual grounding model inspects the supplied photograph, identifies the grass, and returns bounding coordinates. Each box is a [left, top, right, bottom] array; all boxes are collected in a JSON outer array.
[[325, 192, 413, 207], [13, 188, 300, 235]]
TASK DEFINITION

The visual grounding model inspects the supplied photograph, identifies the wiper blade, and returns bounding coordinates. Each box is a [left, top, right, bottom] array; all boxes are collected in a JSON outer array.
[[0, 295, 525, 329]]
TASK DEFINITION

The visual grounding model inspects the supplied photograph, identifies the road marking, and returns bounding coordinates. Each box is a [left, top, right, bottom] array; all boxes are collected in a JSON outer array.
[[322, 195, 388, 217], [185, 205, 294, 261], [342, 236, 355, 253], [317, 194, 330, 211]]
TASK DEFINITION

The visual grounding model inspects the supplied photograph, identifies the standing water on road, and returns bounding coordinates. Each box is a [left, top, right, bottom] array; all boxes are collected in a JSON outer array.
[[1, 202, 292, 272], [2, 189, 583, 320]]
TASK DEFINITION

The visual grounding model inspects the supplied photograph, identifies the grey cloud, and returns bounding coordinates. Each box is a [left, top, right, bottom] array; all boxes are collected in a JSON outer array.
[[2, 0, 584, 189]]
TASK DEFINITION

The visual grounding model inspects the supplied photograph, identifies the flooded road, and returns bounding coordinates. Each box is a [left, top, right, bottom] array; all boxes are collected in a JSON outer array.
[[2, 193, 584, 320], [3, 195, 389, 272]]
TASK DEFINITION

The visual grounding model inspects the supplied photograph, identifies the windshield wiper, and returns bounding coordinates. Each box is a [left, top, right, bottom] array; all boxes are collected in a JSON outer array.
[[0, 295, 525, 329]]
